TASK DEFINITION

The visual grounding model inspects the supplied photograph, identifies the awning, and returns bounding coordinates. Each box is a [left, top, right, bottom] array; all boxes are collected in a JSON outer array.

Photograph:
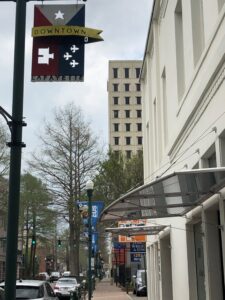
[[100, 168, 225, 222], [105, 225, 167, 236]]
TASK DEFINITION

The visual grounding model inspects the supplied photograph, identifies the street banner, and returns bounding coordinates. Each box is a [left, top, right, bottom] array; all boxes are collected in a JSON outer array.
[[77, 201, 104, 227], [31, 4, 103, 82]]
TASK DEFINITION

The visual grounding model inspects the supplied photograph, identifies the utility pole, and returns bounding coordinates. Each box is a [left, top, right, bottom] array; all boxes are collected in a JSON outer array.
[[4, 0, 26, 299]]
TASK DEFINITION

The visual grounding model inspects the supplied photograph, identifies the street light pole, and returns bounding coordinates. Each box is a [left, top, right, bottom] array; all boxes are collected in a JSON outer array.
[[86, 180, 94, 300]]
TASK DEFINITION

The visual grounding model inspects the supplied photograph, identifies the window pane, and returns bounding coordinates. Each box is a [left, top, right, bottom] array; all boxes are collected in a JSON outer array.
[[125, 110, 130, 118], [124, 68, 129, 78], [136, 68, 141, 78], [136, 83, 141, 91], [125, 83, 130, 92], [126, 137, 131, 145], [137, 110, 142, 118], [113, 68, 118, 78], [113, 84, 118, 91], [126, 123, 131, 131], [125, 97, 130, 105], [136, 96, 141, 105], [113, 110, 119, 118], [113, 97, 119, 105]]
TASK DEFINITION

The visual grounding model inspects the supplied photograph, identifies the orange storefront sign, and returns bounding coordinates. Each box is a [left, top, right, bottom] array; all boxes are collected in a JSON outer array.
[[118, 219, 147, 243]]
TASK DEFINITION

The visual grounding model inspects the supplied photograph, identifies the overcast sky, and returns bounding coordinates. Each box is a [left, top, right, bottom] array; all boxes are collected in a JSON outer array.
[[0, 0, 152, 171]]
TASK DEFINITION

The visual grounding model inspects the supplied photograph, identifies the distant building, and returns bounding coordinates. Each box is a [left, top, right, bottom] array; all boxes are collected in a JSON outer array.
[[108, 60, 143, 158]]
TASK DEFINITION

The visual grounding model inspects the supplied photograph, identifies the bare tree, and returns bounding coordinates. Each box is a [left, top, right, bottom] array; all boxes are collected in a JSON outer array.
[[0, 121, 10, 176], [29, 103, 102, 274]]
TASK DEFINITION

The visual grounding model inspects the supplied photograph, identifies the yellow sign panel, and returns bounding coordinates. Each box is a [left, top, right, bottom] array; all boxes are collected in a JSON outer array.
[[118, 220, 147, 243], [32, 25, 103, 41]]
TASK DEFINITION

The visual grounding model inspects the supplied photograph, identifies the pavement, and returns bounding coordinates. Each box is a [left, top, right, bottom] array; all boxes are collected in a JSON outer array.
[[92, 278, 147, 300]]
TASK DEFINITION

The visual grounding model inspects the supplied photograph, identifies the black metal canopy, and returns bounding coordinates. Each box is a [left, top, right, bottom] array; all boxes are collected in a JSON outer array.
[[105, 224, 167, 236], [100, 168, 225, 222]]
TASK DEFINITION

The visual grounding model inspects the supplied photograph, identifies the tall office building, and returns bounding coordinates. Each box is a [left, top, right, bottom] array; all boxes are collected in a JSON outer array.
[[107, 60, 143, 158]]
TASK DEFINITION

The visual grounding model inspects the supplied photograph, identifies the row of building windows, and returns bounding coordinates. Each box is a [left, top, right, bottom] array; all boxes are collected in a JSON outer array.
[[113, 110, 142, 118], [114, 136, 143, 145], [112, 83, 141, 92], [114, 149, 142, 159], [113, 96, 142, 105], [113, 67, 141, 79], [113, 123, 142, 132]]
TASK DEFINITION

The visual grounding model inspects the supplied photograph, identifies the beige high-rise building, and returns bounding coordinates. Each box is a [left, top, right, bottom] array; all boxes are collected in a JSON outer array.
[[107, 60, 143, 158]]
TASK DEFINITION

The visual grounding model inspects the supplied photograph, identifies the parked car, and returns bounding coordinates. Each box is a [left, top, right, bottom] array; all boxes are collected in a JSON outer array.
[[53, 277, 80, 299], [133, 269, 147, 296], [50, 272, 61, 282], [62, 271, 71, 277], [37, 272, 50, 281], [0, 279, 58, 299]]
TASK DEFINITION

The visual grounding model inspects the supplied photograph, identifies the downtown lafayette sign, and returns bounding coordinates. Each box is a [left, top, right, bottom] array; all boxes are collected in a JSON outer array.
[[31, 4, 103, 82]]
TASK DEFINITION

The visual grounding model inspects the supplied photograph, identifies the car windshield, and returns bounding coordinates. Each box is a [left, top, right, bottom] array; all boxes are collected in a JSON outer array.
[[58, 278, 77, 285], [16, 286, 42, 299]]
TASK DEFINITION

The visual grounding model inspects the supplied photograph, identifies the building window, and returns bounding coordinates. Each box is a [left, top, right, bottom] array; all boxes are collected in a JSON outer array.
[[125, 123, 131, 131], [191, 0, 205, 66], [114, 137, 119, 145], [136, 68, 141, 78], [114, 123, 119, 132], [114, 150, 119, 158], [125, 97, 130, 105], [137, 136, 143, 145], [113, 83, 119, 92], [125, 110, 130, 118], [137, 123, 142, 131], [136, 83, 141, 91], [124, 83, 130, 92], [113, 110, 119, 118], [124, 68, 129, 78], [137, 110, 142, 118], [136, 96, 141, 105], [113, 68, 118, 78], [175, 0, 185, 100], [126, 150, 132, 159], [113, 97, 119, 105], [125, 137, 131, 145]]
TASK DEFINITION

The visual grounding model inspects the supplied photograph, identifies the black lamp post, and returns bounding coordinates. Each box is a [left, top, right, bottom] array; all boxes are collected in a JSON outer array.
[[86, 180, 94, 300]]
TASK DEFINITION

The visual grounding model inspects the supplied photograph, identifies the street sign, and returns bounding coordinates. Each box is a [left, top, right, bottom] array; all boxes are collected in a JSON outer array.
[[130, 242, 146, 253], [118, 220, 147, 243], [31, 4, 103, 82]]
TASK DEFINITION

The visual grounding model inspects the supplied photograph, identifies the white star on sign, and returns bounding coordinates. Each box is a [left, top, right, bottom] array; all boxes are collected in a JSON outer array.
[[54, 10, 64, 19]]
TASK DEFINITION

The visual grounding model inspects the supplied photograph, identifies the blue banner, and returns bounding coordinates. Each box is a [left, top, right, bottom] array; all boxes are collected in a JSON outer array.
[[77, 201, 104, 227]]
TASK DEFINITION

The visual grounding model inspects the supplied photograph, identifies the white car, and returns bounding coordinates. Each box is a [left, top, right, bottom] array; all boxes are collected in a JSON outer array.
[[54, 277, 80, 299], [38, 272, 50, 281], [0, 279, 58, 299]]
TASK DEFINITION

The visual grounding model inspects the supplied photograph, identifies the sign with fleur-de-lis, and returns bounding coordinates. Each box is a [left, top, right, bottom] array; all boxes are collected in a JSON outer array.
[[31, 4, 103, 82]]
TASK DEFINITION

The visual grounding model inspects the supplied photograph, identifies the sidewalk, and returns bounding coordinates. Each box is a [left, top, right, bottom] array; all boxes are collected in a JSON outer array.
[[92, 278, 132, 300]]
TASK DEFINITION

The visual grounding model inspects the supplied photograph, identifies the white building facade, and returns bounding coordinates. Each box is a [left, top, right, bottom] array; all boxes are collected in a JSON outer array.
[[141, 1, 225, 300]]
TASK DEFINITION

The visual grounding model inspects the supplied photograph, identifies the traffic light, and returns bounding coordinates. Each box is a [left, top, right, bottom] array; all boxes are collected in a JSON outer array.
[[31, 236, 36, 246], [57, 239, 61, 247]]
